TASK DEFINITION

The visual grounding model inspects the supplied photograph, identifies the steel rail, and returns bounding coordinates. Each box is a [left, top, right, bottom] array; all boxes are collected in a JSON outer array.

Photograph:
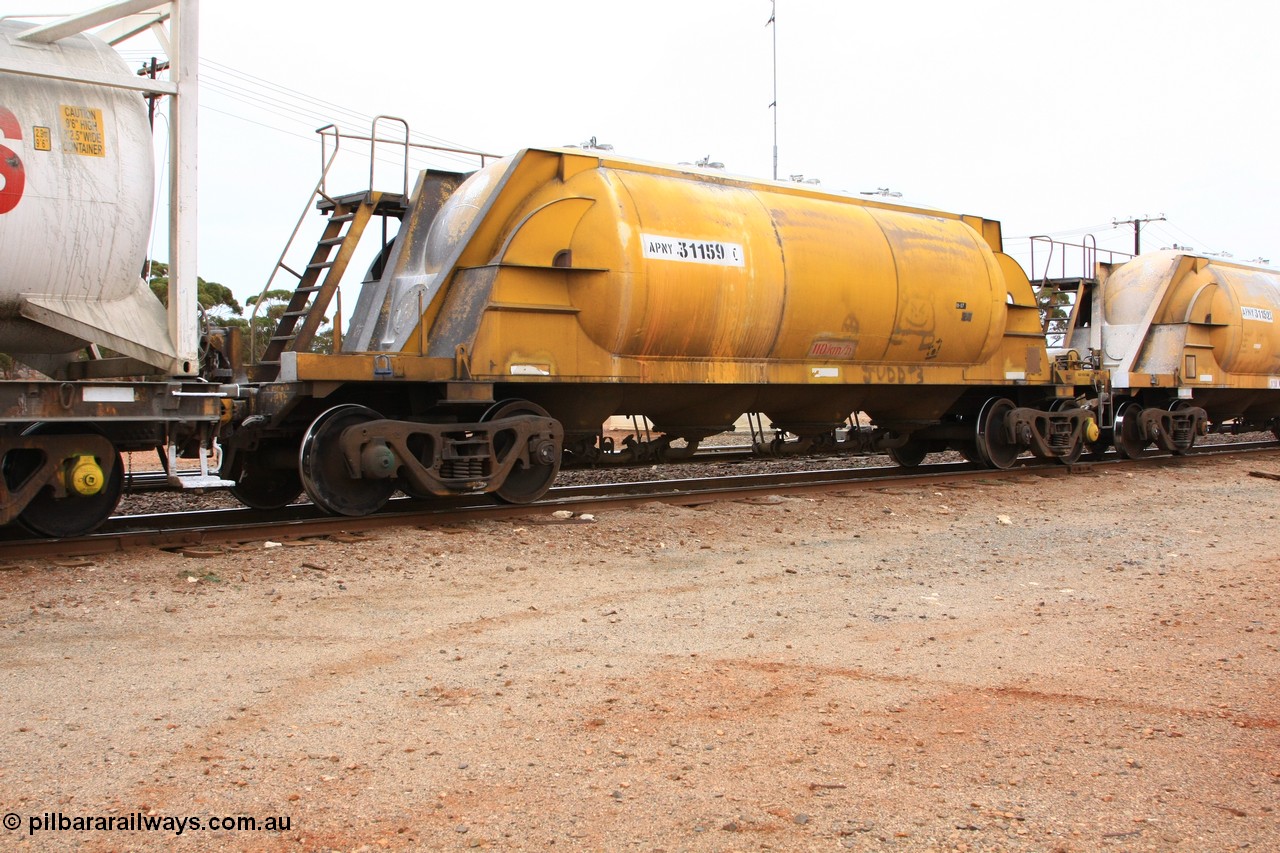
[[119, 431, 1277, 491], [4, 440, 1278, 561], [118, 442, 765, 492]]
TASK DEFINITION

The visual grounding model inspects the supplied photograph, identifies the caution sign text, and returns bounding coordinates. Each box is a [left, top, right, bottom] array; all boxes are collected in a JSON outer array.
[[60, 105, 105, 157]]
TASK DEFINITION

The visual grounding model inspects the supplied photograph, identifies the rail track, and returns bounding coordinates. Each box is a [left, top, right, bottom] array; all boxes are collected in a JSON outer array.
[[116, 441, 765, 493], [3, 439, 1278, 562]]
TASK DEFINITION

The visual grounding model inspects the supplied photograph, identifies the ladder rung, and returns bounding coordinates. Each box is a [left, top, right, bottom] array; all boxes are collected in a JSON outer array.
[[269, 334, 296, 343], [281, 309, 307, 318], [317, 236, 346, 247], [295, 285, 322, 294], [329, 213, 355, 223], [306, 261, 335, 270]]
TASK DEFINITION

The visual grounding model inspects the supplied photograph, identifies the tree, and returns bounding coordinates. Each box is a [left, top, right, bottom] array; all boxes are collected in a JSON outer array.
[[146, 259, 243, 315], [243, 290, 335, 359], [1033, 282, 1073, 348], [145, 264, 336, 364], [147, 259, 256, 367]]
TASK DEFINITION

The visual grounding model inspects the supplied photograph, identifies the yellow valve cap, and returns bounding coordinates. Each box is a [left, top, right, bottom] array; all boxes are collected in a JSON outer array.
[[1083, 417, 1101, 444], [68, 455, 105, 496]]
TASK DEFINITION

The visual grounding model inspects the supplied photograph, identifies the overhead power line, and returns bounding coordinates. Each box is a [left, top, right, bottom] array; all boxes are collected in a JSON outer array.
[[124, 55, 494, 172], [198, 58, 482, 155], [1004, 222, 1120, 240]]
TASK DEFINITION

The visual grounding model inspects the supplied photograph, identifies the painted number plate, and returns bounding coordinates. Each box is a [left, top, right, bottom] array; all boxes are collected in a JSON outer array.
[[641, 234, 745, 267]]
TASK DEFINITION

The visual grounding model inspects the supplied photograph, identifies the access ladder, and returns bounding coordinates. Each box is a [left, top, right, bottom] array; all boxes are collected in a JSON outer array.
[[253, 191, 408, 380]]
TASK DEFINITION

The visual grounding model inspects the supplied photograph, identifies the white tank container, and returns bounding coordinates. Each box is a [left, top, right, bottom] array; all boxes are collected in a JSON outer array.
[[0, 18, 157, 356]]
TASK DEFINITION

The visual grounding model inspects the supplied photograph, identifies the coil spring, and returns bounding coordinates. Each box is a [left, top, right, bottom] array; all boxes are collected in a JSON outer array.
[[1048, 422, 1073, 451], [442, 458, 488, 479]]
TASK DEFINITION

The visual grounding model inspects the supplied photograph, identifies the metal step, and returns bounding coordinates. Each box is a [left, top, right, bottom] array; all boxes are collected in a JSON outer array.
[[318, 191, 408, 219]]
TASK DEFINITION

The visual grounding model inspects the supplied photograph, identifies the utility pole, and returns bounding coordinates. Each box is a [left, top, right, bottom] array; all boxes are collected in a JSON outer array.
[[767, 1, 777, 180], [1112, 214, 1166, 255]]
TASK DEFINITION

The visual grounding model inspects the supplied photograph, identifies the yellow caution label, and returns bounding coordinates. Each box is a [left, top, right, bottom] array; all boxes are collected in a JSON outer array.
[[60, 105, 105, 157], [32, 126, 51, 151]]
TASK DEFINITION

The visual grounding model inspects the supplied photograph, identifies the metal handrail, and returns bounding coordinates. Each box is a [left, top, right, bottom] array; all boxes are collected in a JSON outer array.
[[318, 127, 499, 171], [316, 122, 341, 199], [1029, 235, 1132, 282], [370, 115, 410, 197], [1030, 236, 1057, 284]]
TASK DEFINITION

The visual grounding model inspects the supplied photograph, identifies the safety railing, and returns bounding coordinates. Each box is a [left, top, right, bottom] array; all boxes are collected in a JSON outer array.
[[317, 119, 498, 199], [1028, 235, 1132, 284]]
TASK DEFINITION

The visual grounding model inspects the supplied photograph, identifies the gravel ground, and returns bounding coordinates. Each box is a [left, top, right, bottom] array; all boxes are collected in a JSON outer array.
[[1, 451, 1278, 851]]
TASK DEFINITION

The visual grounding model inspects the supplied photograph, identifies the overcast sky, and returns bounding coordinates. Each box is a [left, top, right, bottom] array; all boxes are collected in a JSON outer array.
[[6, 0, 1278, 306]]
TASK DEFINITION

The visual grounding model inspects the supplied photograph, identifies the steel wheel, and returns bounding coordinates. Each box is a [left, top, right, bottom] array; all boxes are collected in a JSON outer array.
[[974, 397, 1020, 469], [1079, 432, 1109, 461], [228, 446, 303, 509], [1058, 432, 1085, 464], [887, 436, 930, 468], [299, 405, 396, 516], [1112, 400, 1148, 459], [482, 400, 560, 505], [14, 423, 123, 538]]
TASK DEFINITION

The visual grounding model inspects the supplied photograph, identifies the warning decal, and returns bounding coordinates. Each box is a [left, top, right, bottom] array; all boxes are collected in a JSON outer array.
[[60, 105, 105, 157]]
